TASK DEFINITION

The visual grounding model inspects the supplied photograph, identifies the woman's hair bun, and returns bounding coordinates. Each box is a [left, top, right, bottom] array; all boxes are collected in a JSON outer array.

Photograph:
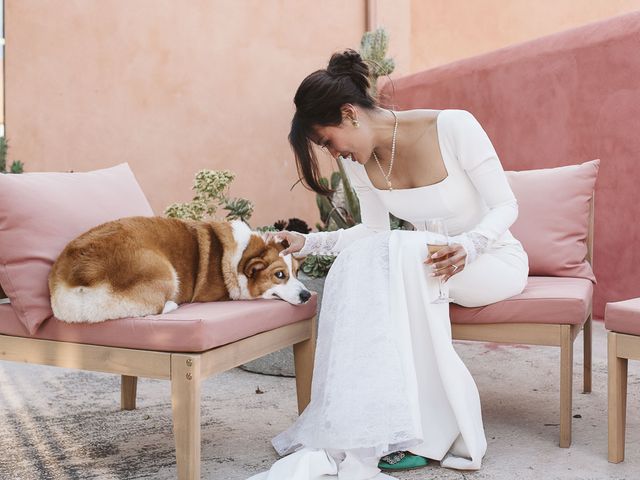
[[327, 49, 370, 94]]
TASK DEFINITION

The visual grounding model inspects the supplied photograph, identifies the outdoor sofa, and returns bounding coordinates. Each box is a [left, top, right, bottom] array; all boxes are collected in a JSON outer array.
[[0, 163, 317, 480]]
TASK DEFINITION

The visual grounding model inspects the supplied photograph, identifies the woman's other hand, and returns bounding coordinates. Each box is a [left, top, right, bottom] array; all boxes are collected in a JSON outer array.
[[424, 243, 467, 282], [262, 230, 306, 256]]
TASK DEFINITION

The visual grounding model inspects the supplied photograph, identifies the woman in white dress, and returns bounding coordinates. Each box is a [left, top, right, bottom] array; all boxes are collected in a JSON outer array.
[[253, 49, 528, 479]]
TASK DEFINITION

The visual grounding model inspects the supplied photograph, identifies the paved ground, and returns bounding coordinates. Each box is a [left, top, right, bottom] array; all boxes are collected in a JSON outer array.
[[0, 319, 638, 480]]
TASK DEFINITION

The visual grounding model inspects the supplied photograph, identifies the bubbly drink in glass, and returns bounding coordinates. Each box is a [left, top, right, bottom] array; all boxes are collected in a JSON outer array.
[[424, 219, 453, 304]]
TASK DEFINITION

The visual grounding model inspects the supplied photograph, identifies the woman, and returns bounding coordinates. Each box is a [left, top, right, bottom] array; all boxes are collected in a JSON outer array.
[[252, 49, 528, 479]]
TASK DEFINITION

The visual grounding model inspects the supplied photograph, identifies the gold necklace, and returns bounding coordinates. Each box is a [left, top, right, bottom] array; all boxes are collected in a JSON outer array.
[[372, 110, 398, 191]]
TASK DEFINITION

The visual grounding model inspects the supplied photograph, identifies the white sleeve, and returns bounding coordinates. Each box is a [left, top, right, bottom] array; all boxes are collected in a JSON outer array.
[[295, 167, 391, 257], [448, 110, 518, 263]]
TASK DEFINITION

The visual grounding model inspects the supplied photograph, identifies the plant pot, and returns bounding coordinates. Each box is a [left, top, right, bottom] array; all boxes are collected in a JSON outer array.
[[240, 271, 324, 377]]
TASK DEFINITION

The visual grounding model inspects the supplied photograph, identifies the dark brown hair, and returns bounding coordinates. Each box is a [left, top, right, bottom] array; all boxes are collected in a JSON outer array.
[[289, 49, 377, 195]]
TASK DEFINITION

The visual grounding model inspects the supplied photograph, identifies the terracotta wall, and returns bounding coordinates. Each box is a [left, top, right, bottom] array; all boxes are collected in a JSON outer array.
[[383, 11, 640, 318], [407, 0, 640, 73], [5, 1, 639, 228]]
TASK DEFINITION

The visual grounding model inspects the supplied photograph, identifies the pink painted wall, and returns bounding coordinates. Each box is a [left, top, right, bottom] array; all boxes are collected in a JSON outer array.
[[407, 0, 640, 73], [4, 0, 365, 228], [382, 11, 640, 318], [6, 1, 639, 229]]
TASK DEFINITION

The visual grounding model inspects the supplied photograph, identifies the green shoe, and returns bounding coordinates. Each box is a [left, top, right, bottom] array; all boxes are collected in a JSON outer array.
[[378, 451, 429, 471]]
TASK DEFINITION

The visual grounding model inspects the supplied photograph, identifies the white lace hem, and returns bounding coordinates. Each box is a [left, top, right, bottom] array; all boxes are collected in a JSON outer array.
[[295, 230, 343, 257], [449, 231, 491, 265]]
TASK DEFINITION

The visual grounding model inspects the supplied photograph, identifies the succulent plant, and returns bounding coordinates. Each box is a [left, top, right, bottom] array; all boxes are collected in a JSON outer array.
[[165, 169, 255, 225], [0, 138, 7, 173], [273, 219, 288, 231], [224, 197, 254, 223], [0, 138, 24, 174], [300, 255, 336, 279], [359, 28, 395, 97], [9, 161, 24, 174], [315, 168, 361, 232], [284, 217, 311, 234]]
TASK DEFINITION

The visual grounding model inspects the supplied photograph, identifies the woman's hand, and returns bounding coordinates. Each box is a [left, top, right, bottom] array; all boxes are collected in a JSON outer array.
[[262, 230, 306, 256], [424, 243, 467, 282]]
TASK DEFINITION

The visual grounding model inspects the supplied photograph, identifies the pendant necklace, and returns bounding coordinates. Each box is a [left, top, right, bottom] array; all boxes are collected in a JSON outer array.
[[372, 110, 398, 191]]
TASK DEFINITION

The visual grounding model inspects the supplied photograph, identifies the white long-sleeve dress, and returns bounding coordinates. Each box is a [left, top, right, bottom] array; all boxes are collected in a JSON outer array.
[[248, 109, 529, 480]]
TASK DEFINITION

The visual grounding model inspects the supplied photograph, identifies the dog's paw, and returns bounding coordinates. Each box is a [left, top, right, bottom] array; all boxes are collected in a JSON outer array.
[[162, 300, 179, 314]]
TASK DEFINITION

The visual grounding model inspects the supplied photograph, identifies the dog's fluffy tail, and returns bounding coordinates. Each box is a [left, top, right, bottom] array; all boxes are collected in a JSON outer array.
[[50, 283, 163, 323]]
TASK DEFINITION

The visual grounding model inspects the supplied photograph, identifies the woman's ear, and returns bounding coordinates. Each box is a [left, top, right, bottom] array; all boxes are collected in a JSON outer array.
[[340, 103, 357, 123]]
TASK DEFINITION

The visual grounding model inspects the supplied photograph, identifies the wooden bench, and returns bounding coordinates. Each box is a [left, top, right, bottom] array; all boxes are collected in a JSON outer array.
[[0, 164, 317, 479], [450, 168, 596, 448]]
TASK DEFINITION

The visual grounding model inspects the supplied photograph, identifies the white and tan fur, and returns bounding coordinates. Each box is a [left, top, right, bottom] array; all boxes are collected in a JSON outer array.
[[49, 217, 311, 323]]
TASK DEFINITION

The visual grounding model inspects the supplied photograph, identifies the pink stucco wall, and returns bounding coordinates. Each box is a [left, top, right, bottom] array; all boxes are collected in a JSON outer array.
[[383, 11, 640, 318], [407, 0, 640, 73], [4, 0, 365, 228], [5, 1, 639, 228]]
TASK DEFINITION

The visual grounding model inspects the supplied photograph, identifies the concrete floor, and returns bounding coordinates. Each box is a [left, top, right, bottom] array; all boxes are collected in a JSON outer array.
[[0, 319, 639, 480], [235, 319, 640, 480]]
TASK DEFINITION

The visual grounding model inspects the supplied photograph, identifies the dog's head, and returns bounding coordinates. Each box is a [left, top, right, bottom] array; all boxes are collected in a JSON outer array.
[[238, 233, 312, 305]]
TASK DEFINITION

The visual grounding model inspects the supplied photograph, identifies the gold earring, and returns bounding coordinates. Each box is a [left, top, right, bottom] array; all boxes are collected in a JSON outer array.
[[352, 119, 360, 128]]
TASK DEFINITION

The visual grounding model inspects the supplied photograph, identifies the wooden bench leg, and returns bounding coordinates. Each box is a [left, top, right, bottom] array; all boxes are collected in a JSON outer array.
[[171, 354, 201, 480], [293, 315, 317, 414], [560, 325, 573, 448], [121, 375, 138, 410], [608, 332, 628, 463], [583, 314, 592, 393]]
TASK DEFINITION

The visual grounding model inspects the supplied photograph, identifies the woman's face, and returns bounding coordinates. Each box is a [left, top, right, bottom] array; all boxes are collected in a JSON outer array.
[[311, 114, 373, 165]]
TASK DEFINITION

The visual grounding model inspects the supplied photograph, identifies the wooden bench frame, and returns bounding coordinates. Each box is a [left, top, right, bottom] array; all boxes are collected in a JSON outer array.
[[452, 195, 595, 448], [0, 314, 317, 479], [608, 329, 640, 462]]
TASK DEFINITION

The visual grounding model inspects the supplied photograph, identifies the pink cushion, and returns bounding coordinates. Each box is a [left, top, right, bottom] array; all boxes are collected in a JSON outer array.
[[0, 294, 317, 352], [506, 160, 599, 282], [0, 164, 154, 334], [605, 298, 640, 336], [451, 276, 593, 325]]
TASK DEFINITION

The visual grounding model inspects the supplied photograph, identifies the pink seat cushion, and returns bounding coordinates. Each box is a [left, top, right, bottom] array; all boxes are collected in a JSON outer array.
[[0, 164, 154, 334], [506, 160, 599, 282], [450, 277, 593, 325], [605, 298, 640, 336], [0, 294, 317, 352]]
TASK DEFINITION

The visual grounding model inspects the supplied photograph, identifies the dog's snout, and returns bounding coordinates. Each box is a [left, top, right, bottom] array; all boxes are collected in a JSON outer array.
[[299, 290, 311, 303]]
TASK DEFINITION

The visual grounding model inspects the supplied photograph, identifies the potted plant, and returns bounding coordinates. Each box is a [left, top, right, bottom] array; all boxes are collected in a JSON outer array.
[[165, 169, 254, 223]]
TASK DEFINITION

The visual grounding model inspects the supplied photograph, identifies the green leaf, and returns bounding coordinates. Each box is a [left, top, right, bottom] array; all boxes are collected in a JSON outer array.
[[10, 160, 24, 174], [301, 255, 336, 278]]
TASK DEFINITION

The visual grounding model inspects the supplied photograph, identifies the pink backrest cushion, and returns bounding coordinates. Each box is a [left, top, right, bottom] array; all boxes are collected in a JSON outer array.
[[506, 159, 599, 281], [0, 163, 154, 334]]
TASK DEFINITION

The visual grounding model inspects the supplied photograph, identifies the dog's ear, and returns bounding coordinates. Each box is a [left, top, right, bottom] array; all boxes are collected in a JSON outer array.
[[261, 233, 289, 251], [270, 238, 289, 252], [244, 257, 266, 278]]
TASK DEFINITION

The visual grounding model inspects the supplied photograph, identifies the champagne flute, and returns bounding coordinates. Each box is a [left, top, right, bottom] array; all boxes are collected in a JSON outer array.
[[424, 219, 453, 304]]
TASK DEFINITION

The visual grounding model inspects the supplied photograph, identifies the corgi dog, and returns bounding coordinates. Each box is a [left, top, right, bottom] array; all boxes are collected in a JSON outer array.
[[49, 217, 311, 323]]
